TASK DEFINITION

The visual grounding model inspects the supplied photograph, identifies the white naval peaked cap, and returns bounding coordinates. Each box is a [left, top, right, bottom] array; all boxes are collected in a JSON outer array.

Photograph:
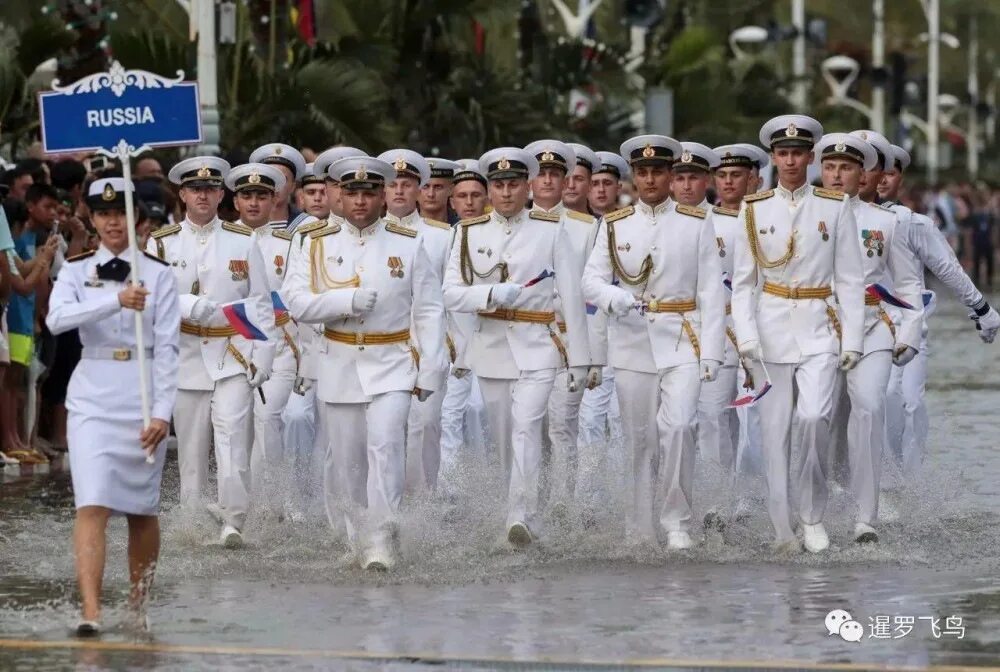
[[619, 134, 683, 165], [425, 157, 462, 180], [248, 143, 307, 181], [676, 141, 721, 172], [567, 142, 600, 173], [314, 146, 368, 182], [168, 156, 230, 187], [816, 132, 878, 171], [327, 156, 394, 190], [479, 147, 539, 181], [224, 162, 286, 193], [300, 162, 324, 185], [453, 158, 487, 185], [594, 151, 630, 180], [850, 129, 893, 171], [713, 143, 770, 170], [86, 177, 134, 211], [889, 144, 912, 172], [759, 114, 823, 149], [376, 149, 431, 187], [524, 139, 576, 173]]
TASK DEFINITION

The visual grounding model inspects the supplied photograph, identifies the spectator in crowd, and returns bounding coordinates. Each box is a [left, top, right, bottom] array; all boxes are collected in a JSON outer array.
[[133, 156, 165, 182], [2, 164, 34, 201]]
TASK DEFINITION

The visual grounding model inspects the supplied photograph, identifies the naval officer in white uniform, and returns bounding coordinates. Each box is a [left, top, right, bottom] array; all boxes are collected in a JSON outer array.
[[49, 178, 180, 635]]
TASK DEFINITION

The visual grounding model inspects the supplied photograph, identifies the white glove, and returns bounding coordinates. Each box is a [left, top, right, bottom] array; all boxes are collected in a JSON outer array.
[[293, 376, 314, 395], [191, 298, 218, 324], [838, 350, 861, 371], [352, 288, 378, 313], [700, 359, 722, 382], [585, 366, 603, 390], [567, 366, 588, 392], [414, 388, 433, 402], [489, 282, 522, 308], [738, 339, 764, 362], [452, 367, 471, 379], [608, 288, 635, 317], [972, 305, 1000, 344], [248, 365, 270, 388], [892, 345, 917, 367]]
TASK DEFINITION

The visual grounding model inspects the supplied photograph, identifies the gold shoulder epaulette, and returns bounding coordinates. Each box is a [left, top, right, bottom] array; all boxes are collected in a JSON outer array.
[[296, 219, 327, 236], [529, 210, 560, 222], [310, 223, 340, 238], [142, 250, 168, 266], [744, 190, 774, 203], [150, 223, 180, 239], [425, 218, 451, 230], [386, 220, 418, 238], [676, 204, 706, 219], [460, 214, 490, 227], [565, 210, 595, 224], [712, 205, 739, 217], [66, 250, 96, 263], [604, 206, 634, 223], [273, 228, 294, 241], [222, 221, 253, 236], [813, 187, 845, 201]]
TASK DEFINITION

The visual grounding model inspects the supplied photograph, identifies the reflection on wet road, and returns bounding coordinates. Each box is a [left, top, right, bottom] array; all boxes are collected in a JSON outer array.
[[2, 287, 999, 671]]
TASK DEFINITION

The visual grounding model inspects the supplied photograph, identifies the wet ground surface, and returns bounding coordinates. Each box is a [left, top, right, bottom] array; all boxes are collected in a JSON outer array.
[[2, 286, 999, 671]]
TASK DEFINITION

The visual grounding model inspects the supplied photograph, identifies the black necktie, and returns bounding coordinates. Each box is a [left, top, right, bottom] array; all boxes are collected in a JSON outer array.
[[96, 258, 131, 282]]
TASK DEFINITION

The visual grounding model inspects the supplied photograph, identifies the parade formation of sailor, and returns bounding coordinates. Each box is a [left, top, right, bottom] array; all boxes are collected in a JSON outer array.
[[59, 113, 1000, 604]]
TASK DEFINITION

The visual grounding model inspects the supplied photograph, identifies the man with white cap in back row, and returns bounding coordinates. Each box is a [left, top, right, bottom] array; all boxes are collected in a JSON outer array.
[[819, 130, 923, 546], [420, 157, 461, 225], [444, 146, 591, 547], [248, 143, 309, 230], [583, 134, 726, 550], [731, 115, 865, 555], [376, 148, 454, 494], [283, 155, 447, 571], [223, 162, 304, 518], [523, 139, 603, 507], [148, 156, 276, 548]]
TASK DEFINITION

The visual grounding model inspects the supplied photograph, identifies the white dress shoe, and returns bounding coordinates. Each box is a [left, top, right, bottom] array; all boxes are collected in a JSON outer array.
[[854, 522, 879, 544], [802, 523, 830, 553], [220, 525, 243, 549], [507, 521, 532, 547], [363, 548, 395, 572], [75, 619, 101, 637], [667, 530, 694, 550]]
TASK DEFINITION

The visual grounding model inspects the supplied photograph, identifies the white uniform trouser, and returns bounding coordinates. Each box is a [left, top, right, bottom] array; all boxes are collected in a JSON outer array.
[[578, 366, 623, 446], [735, 365, 763, 477], [405, 389, 445, 492], [751, 353, 837, 543], [250, 368, 296, 501], [616, 364, 701, 539], [545, 369, 585, 502], [886, 292, 934, 480], [478, 370, 556, 532], [697, 364, 739, 469], [282, 384, 321, 504], [843, 351, 893, 526], [321, 391, 411, 553], [577, 366, 624, 509], [174, 375, 254, 529], [440, 372, 487, 470]]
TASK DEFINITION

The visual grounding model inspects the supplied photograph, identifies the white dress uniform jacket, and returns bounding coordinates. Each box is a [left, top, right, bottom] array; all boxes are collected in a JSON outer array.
[[146, 216, 276, 388], [731, 185, 865, 361], [282, 218, 448, 402], [583, 199, 726, 371], [443, 208, 591, 378]]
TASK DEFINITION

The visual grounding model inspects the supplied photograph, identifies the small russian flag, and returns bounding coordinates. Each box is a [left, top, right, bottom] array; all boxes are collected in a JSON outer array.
[[866, 283, 914, 310], [523, 269, 555, 288], [271, 290, 289, 317], [222, 300, 269, 341]]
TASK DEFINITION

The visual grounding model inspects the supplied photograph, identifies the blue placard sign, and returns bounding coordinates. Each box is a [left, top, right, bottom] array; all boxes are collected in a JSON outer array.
[[38, 61, 202, 155]]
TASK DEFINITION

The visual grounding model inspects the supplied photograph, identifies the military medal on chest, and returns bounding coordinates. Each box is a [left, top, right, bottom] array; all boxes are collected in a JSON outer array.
[[862, 229, 884, 257], [818, 221, 829, 241], [716, 236, 726, 257], [274, 254, 284, 275], [388, 256, 405, 278], [229, 259, 249, 281]]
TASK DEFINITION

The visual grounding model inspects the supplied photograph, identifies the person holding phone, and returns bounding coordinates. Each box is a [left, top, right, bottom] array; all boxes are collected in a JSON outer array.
[[47, 178, 180, 635]]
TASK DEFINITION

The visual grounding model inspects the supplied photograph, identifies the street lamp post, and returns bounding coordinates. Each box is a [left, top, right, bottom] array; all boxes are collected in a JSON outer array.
[[923, 0, 940, 183], [791, 0, 807, 111], [967, 15, 979, 180], [195, 0, 220, 155], [871, 0, 886, 134]]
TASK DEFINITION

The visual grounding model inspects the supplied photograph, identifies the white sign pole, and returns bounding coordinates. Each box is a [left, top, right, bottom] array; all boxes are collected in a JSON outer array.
[[115, 140, 155, 464]]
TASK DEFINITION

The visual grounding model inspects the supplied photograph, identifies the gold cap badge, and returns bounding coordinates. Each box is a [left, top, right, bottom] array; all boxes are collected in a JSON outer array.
[[541, 150, 555, 163], [680, 149, 692, 163], [393, 157, 408, 171], [497, 157, 511, 171], [274, 146, 283, 155], [248, 170, 261, 184], [642, 144, 655, 158], [354, 164, 368, 180], [834, 141, 846, 153], [197, 165, 212, 178], [101, 183, 116, 201], [786, 123, 798, 137]]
